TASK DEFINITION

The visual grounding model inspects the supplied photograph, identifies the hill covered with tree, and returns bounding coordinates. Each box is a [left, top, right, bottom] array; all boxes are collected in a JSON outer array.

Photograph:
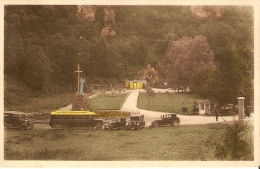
[[4, 5, 253, 107]]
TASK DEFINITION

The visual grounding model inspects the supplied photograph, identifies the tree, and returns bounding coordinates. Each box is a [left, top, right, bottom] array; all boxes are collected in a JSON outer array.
[[89, 37, 109, 77], [215, 123, 252, 160], [136, 64, 159, 87], [4, 5, 254, 105], [4, 8, 25, 77], [22, 45, 52, 90], [106, 41, 127, 80], [190, 45, 253, 105], [157, 35, 215, 91]]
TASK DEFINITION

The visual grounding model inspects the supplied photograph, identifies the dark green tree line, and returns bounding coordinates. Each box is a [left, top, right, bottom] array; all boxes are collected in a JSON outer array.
[[4, 5, 253, 106]]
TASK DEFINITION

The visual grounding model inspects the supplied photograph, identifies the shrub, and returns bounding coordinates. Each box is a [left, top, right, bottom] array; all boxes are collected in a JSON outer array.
[[215, 123, 253, 160]]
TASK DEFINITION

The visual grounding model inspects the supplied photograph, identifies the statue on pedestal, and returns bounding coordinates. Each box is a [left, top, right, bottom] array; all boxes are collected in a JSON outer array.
[[72, 64, 89, 110], [80, 77, 85, 95]]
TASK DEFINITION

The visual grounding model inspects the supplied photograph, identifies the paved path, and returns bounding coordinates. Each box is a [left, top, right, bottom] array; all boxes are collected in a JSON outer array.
[[120, 89, 254, 126]]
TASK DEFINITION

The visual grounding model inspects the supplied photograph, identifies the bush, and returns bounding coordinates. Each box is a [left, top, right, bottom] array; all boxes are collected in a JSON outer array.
[[215, 123, 253, 160]]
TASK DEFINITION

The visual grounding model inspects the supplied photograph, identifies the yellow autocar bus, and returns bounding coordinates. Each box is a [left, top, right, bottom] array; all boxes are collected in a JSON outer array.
[[49, 110, 103, 130]]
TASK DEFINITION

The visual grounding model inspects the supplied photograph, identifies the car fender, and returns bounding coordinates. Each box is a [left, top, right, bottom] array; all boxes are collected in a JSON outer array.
[[152, 120, 161, 124]]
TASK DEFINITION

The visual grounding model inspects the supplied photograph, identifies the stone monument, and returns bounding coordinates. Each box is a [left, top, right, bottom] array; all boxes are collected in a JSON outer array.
[[237, 97, 245, 124], [72, 64, 89, 110]]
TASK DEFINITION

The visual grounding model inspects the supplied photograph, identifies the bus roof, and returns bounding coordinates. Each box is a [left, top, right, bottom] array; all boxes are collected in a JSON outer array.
[[4, 111, 25, 115], [50, 110, 96, 116]]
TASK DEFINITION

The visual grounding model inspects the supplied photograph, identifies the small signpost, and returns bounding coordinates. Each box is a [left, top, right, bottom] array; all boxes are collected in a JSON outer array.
[[237, 97, 245, 124], [74, 64, 83, 94]]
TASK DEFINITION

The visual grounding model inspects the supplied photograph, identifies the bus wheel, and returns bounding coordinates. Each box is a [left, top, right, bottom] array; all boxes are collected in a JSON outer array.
[[95, 122, 103, 130], [62, 123, 70, 130]]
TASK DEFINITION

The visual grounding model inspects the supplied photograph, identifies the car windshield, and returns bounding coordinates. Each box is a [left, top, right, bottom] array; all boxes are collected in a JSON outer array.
[[130, 116, 140, 120], [17, 114, 25, 119]]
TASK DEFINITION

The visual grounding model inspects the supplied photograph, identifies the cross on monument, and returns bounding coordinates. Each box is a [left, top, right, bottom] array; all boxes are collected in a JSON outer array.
[[74, 64, 83, 94]]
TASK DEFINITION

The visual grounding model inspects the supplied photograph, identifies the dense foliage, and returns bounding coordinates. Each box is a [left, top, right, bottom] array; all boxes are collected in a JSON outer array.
[[215, 123, 253, 160], [4, 5, 253, 106], [157, 35, 215, 90]]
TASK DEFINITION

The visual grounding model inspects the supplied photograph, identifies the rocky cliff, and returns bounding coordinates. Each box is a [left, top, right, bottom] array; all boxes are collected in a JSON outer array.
[[191, 6, 222, 18], [77, 6, 116, 37], [77, 5, 95, 21], [102, 7, 116, 37]]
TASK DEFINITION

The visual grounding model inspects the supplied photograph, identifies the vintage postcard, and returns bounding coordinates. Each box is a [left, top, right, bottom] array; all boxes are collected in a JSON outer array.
[[0, 0, 259, 168]]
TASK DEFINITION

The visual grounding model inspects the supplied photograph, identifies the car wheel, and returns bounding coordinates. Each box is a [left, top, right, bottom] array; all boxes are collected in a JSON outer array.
[[20, 125, 26, 130], [4, 123, 9, 129], [29, 123, 34, 130], [173, 121, 178, 127], [153, 122, 159, 128], [95, 122, 103, 130], [62, 123, 70, 130]]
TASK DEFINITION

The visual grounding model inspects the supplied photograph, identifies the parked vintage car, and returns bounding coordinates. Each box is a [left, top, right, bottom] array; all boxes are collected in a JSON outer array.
[[126, 114, 145, 130], [104, 118, 126, 130], [150, 113, 180, 128], [4, 111, 34, 130], [218, 104, 237, 116]]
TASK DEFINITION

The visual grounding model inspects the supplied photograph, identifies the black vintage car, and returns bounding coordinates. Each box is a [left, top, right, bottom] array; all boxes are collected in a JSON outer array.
[[4, 111, 34, 130], [126, 114, 145, 130], [104, 118, 126, 130], [218, 104, 237, 116], [150, 113, 180, 128]]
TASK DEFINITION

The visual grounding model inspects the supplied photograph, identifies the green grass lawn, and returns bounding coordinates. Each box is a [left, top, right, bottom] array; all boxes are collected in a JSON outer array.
[[4, 123, 253, 161], [89, 93, 128, 110], [137, 93, 200, 114], [5, 92, 126, 113], [5, 92, 76, 113]]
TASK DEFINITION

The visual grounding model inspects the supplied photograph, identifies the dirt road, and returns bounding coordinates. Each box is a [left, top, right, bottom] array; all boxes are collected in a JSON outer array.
[[120, 89, 254, 126], [57, 89, 253, 127]]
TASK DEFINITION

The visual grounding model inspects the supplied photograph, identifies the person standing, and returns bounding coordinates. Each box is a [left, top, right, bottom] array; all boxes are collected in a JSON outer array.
[[245, 107, 250, 118], [216, 110, 219, 121]]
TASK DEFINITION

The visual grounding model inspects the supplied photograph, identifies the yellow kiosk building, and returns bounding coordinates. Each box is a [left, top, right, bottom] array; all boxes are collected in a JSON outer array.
[[125, 80, 146, 89]]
